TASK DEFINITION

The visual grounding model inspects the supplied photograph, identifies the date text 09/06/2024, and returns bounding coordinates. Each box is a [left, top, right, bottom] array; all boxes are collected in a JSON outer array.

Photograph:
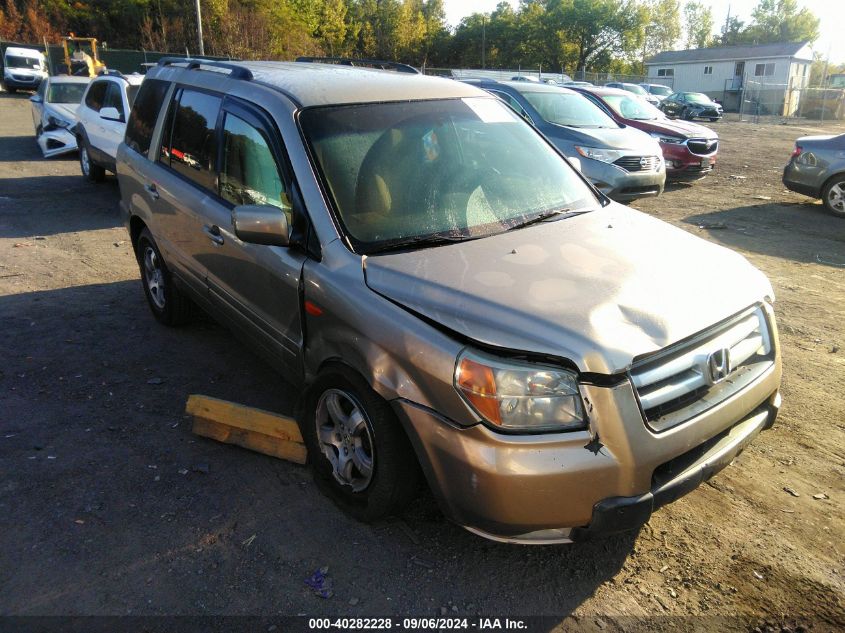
[[308, 618, 528, 630]]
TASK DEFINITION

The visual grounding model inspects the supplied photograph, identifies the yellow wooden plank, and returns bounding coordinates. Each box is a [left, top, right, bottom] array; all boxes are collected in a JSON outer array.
[[192, 417, 308, 465], [186, 394, 303, 443]]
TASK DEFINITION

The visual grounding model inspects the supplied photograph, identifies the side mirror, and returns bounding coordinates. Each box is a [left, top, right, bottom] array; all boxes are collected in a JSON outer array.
[[100, 106, 123, 122], [30, 95, 43, 103], [232, 204, 289, 247]]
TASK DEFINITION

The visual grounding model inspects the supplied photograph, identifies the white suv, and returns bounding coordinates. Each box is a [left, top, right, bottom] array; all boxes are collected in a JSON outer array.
[[75, 71, 144, 181]]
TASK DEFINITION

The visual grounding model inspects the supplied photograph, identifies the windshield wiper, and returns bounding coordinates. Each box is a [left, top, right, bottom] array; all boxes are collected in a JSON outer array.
[[506, 208, 590, 231], [366, 233, 477, 255]]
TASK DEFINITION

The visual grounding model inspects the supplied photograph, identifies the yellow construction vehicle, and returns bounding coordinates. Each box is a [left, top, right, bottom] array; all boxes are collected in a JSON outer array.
[[60, 34, 106, 77]]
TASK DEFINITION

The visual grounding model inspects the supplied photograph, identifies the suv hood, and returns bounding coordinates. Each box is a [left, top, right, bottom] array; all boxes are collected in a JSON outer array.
[[364, 205, 772, 375], [544, 123, 657, 152], [629, 117, 716, 139]]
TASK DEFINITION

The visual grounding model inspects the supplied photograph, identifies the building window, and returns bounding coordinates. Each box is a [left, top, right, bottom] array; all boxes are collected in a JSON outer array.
[[754, 63, 775, 77], [703, 66, 712, 75], [657, 68, 674, 77]]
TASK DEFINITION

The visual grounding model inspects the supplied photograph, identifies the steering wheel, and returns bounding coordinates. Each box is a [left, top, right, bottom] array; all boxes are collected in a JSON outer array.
[[433, 163, 511, 230]]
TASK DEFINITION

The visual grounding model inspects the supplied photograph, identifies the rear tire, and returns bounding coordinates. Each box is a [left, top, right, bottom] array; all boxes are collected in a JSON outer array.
[[79, 137, 105, 182], [301, 367, 421, 522], [821, 176, 845, 218], [135, 228, 194, 325]]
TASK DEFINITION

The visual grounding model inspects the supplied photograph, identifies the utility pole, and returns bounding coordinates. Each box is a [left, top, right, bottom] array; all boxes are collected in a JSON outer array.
[[481, 15, 486, 69], [194, 0, 204, 57]]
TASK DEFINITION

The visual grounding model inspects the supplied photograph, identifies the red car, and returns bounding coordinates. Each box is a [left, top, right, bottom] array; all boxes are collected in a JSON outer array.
[[574, 86, 718, 181]]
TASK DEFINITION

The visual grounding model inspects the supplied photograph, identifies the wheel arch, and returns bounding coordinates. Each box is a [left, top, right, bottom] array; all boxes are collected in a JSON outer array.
[[129, 215, 148, 251], [820, 169, 845, 195]]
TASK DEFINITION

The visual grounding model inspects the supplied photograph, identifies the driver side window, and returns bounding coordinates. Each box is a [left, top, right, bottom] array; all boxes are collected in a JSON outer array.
[[220, 112, 289, 220]]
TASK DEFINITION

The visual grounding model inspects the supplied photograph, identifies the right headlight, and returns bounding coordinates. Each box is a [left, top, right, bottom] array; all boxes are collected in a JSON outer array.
[[650, 132, 685, 144], [454, 349, 587, 433], [574, 145, 625, 164]]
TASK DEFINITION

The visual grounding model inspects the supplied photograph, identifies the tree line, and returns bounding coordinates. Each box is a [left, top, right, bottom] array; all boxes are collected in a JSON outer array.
[[0, 0, 821, 74]]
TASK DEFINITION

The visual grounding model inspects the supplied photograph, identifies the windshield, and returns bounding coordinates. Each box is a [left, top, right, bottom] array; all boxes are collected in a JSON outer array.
[[603, 94, 664, 120], [685, 93, 712, 104], [520, 90, 618, 128], [47, 83, 87, 104], [127, 85, 141, 108], [621, 84, 648, 96], [648, 85, 672, 96], [6, 55, 42, 69], [301, 97, 598, 252]]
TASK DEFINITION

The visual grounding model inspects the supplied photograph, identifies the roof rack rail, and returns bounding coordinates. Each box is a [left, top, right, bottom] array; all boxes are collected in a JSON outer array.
[[295, 56, 419, 74], [156, 57, 253, 80], [97, 68, 127, 80]]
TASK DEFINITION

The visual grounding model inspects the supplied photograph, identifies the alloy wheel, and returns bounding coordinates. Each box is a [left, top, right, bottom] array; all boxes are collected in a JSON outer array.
[[315, 389, 375, 492], [827, 182, 845, 213], [80, 146, 90, 176], [142, 245, 166, 310]]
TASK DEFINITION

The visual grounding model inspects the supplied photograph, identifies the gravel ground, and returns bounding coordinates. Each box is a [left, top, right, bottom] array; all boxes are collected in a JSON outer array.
[[0, 91, 843, 632]]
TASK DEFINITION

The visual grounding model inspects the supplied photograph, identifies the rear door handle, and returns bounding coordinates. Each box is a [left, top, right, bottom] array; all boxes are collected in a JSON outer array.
[[144, 183, 159, 200], [203, 224, 224, 246]]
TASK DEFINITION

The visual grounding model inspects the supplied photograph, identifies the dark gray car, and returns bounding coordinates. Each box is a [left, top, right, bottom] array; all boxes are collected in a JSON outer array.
[[462, 79, 665, 202], [783, 133, 845, 217]]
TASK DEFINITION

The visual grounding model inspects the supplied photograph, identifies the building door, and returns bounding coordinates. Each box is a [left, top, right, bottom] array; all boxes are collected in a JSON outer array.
[[732, 62, 745, 90]]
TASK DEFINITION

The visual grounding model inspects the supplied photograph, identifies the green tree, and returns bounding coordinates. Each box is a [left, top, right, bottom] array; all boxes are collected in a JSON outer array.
[[716, 15, 745, 46], [644, 0, 681, 57], [745, 0, 819, 44], [682, 0, 713, 49], [557, 0, 649, 72], [316, 0, 348, 56]]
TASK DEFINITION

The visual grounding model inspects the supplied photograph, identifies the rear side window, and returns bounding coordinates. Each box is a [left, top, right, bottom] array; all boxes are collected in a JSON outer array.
[[161, 89, 221, 191], [85, 81, 108, 112], [125, 78, 170, 156]]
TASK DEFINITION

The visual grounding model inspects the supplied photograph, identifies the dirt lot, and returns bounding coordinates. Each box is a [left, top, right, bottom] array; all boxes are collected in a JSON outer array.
[[1, 91, 843, 631]]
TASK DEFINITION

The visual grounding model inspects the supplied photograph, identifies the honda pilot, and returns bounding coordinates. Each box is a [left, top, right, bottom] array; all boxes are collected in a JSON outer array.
[[117, 59, 782, 544]]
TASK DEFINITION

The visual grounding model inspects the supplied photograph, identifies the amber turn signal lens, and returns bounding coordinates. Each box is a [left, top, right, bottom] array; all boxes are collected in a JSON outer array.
[[456, 357, 502, 425]]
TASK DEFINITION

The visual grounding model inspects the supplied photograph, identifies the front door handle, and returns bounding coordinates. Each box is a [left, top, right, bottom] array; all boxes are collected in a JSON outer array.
[[203, 224, 224, 246], [144, 183, 159, 200]]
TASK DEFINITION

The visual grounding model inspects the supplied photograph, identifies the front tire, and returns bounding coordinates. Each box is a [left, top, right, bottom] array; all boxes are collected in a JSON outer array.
[[79, 137, 105, 182], [821, 176, 845, 217], [135, 228, 194, 325], [302, 367, 421, 522]]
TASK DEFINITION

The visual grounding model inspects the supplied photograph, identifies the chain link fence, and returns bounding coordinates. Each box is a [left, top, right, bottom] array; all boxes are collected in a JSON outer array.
[[421, 67, 671, 89], [737, 78, 845, 124]]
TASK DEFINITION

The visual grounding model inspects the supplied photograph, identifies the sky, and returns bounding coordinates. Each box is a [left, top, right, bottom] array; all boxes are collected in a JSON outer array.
[[442, 0, 845, 63]]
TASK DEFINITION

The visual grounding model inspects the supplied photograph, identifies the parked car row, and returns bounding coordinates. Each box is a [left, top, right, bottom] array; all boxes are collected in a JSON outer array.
[[28, 70, 143, 171]]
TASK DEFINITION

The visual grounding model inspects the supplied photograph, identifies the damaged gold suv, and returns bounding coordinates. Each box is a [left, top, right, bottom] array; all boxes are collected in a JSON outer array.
[[117, 58, 781, 544]]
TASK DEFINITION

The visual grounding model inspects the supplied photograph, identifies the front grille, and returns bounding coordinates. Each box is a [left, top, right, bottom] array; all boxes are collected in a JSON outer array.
[[614, 155, 659, 172], [12, 74, 36, 82], [687, 138, 718, 155], [630, 305, 774, 432]]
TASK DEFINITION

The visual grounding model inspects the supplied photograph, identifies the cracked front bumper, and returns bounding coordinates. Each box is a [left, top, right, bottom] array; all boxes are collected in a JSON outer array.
[[393, 354, 781, 544], [36, 128, 77, 158]]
